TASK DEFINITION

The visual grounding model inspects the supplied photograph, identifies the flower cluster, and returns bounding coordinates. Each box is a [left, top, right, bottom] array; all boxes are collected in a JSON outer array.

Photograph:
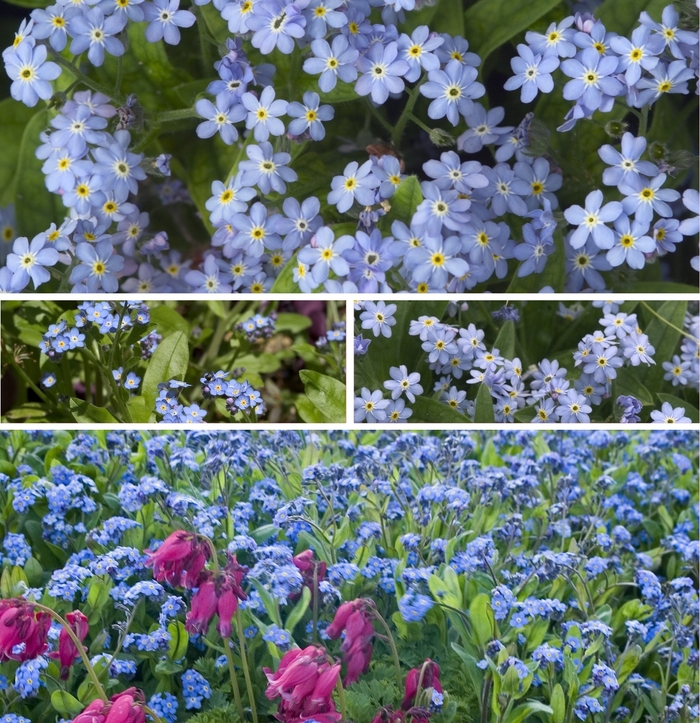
[[0, 429, 696, 723], [0, 1, 696, 293], [354, 299, 699, 423]]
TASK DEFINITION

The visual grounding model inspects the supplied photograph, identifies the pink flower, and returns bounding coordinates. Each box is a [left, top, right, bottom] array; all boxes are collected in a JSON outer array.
[[0, 598, 50, 662], [73, 688, 146, 723], [185, 577, 218, 635], [50, 609, 89, 678], [264, 645, 342, 723], [401, 659, 442, 711], [73, 699, 108, 723], [292, 550, 327, 602], [145, 531, 210, 589], [326, 599, 374, 686]]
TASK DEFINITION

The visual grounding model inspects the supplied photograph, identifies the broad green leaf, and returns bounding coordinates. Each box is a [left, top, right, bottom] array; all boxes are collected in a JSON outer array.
[[271, 252, 300, 293], [69, 399, 119, 424], [297, 74, 361, 103], [142, 331, 189, 405], [148, 305, 191, 337], [236, 352, 282, 374], [493, 320, 515, 360], [24, 557, 43, 587], [614, 367, 655, 408], [411, 395, 471, 423], [616, 644, 642, 684], [474, 382, 495, 423], [275, 312, 312, 334], [167, 621, 189, 661], [655, 394, 699, 423], [451, 642, 484, 698], [126, 396, 154, 423], [300, 370, 346, 423], [630, 282, 700, 294], [285, 586, 311, 633], [596, 0, 668, 35], [551, 683, 565, 723], [640, 300, 687, 389], [51, 691, 84, 717], [464, 0, 563, 63], [428, 573, 461, 609], [15, 110, 65, 239], [469, 593, 495, 647], [0, 99, 36, 206], [87, 578, 112, 613], [380, 175, 423, 231], [5, 404, 48, 421], [505, 702, 553, 723], [296, 395, 332, 423]]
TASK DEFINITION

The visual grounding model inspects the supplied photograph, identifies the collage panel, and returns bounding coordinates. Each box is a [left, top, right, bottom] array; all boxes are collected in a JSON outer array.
[[1, 298, 347, 424], [0, 429, 697, 723], [354, 298, 700, 424]]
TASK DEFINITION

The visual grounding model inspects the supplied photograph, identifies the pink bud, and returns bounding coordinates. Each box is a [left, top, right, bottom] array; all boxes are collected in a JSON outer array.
[[50, 609, 89, 679], [185, 579, 218, 635]]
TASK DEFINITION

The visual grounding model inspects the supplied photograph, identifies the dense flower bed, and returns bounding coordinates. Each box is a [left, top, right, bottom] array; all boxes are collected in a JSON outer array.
[[0, 430, 697, 723]]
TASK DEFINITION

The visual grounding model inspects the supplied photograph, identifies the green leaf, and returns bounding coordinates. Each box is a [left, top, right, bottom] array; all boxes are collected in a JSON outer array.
[[474, 383, 495, 423], [148, 305, 191, 337], [275, 312, 312, 334], [87, 578, 112, 614], [616, 644, 642, 685], [614, 368, 655, 408], [24, 557, 43, 587], [51, 691, 84, 717], [0, 99, 36, 206], [15, 111, 65, 238], [68, 399, 119, 424], [493, 320, 515, 361], [126, 397, 154, 423], [551, 683, 565, 723], [285, 585, 311, 633], [505, 702, 553, 723], [296, 395, 332, 423], [167, 621, 189, 661], [270, 252, 300, 293], [463, 0, 563, 63], [142, 331, 189, 405], [640, 301, 687, 389], [596, 0, 668, 35], [629, 282, 700, 294], [428, 573, 461, 609], [300, 371, 346, 423], [381, 175, 423, 230], [469, 593, 495, 647], [655, 394, 699, 423], [411, 396, 471, 423]]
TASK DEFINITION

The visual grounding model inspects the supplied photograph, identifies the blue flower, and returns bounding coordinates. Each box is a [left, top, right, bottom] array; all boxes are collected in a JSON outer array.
[[405, 235, 468, 289], [354, 334, 371, 355], [482, 163, 531, 216], [4, 42, 61, 107], [513, 223, 554, 277], [359, 301, 396, 338], [303, 34, 359, 92], [525, 18, 576, 58], [298, 226, 352, 284], [185, 255, 233, 292], [286, 91, 334, 141], [555, 391, 591, 423], [70, 240, 124, 293], [30, 5, 77, 51], [276, 196, 322, 250], [206, 175, 256, 226], [420, 59, 484, 125], [639, 4, 699, 60], [354, 388, 389, 422], [609, 26, 665, 86], [124, 372, 141, 390], [458, 103, 512, 154], [239, 141, 297, 194], [413, 182, 471, 235], [231, 201, 281, 257], [564, 240, 610, 292], [422, 327, 458, 364], [504, 44, 559, 103], [635, 59, 696, 107], [355, 41, 409, 105], [143, 0, 195, 44], [560, 47, 623, 111], [650, 402, 691, 424], [69, 7, 126, 67], [302, 0, 346, 39], [606, 215, 655, 269], [241, 86, 287, 141], [195, 97, 246, 145], [328, 160, 379, 213], [383, 365, 423, 402], [564, 190, 623, 249], [247, 0, 306, 54], [598, 133, 659, 189], [5, 234, 59, 291], [423, 151, 487, 194], [92, 130, 146, 202], [619, 173, 680, 225], [397, 25, 443, 82]]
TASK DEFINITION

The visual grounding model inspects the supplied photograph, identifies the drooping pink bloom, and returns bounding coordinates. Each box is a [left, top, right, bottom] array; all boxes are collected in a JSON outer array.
[[264, 645, 342, 723], [401, 659, 442, 711], [72, 698, 108, 723], [0, 598, 51, 662], [326, 599, 374, 685], [185, 576, 218, 635], [50, 609, 89, 678], [292, 550, 327, 600], [145, 531, 210, 589], [73, 688, 146, 723]]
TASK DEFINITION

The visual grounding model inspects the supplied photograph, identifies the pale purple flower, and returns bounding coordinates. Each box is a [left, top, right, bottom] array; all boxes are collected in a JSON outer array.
[[609, 26, 665, 86], [328, 160, 379, 213], [242, 86, 287, 141], [286, 91, 334, 140], [303, 34, 358, 92], [561, 47, 623, 110], [247, 0, 306, 55], [504, 44, 559, 103], [564, 190, 623, 249], [239, 141, 297, 194], [4, 42, 61, 107], [70, 240, 124, 293], [195, 98, 246, 145], [6, 234, 59, 291], [619, 173, 680, 224], [598, 133, 659, 188], [650, 402, 691, 424], [69, 7, 126, 66], [420, 59, 484, 125], [355, 41, 409, 105], [606, 215, 655, 269]]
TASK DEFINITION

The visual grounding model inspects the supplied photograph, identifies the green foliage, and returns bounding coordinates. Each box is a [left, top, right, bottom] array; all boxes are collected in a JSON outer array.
[[299, 370, 346, 423], [345, 677, 401, 723]]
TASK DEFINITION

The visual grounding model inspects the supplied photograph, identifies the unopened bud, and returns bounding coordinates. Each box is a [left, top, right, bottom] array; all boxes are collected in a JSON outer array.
[[649, 140, 668, 161], [604, 120, 628, 138], [522, 117, 550, 157], [429, 128, 456, 147]]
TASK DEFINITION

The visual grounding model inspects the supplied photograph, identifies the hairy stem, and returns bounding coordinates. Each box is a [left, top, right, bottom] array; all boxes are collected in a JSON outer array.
[[236, 611, 259, 723]]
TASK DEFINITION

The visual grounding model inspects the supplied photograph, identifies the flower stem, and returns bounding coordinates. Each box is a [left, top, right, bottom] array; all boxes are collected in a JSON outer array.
[[46, 48, 125, 105], [641, 302, 698, 342], [224, 641, 246, 722], [30, 602, 108, 701], [370, 605, 402, 689], [236, 611, 258, 723], [392, 80, 425, 147], [335, 676, 347, 721], [157, 107, 200, 123], [638, 105, 649, 137]]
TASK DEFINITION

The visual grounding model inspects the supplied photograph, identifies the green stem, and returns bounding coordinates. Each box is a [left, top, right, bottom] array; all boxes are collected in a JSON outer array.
[[639, 105, 649, 137], [6, 357, 52, 407], [143, 705, 166, 723], [641, 302, 698, 342], [157, 107, 200, 123], [408, 112, 432, 135], [224, 643, 246, 723], [236, 611, 259, 723], [370, 606, 402, 689], [80, 346, 131, 422], [365, 98, 395, 136], [46, 48, 125, 105], [114, 53, 124, 97], [30, 603, 108, 701], [392, 80, 425, 147], [335, 676, 347, 722]]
